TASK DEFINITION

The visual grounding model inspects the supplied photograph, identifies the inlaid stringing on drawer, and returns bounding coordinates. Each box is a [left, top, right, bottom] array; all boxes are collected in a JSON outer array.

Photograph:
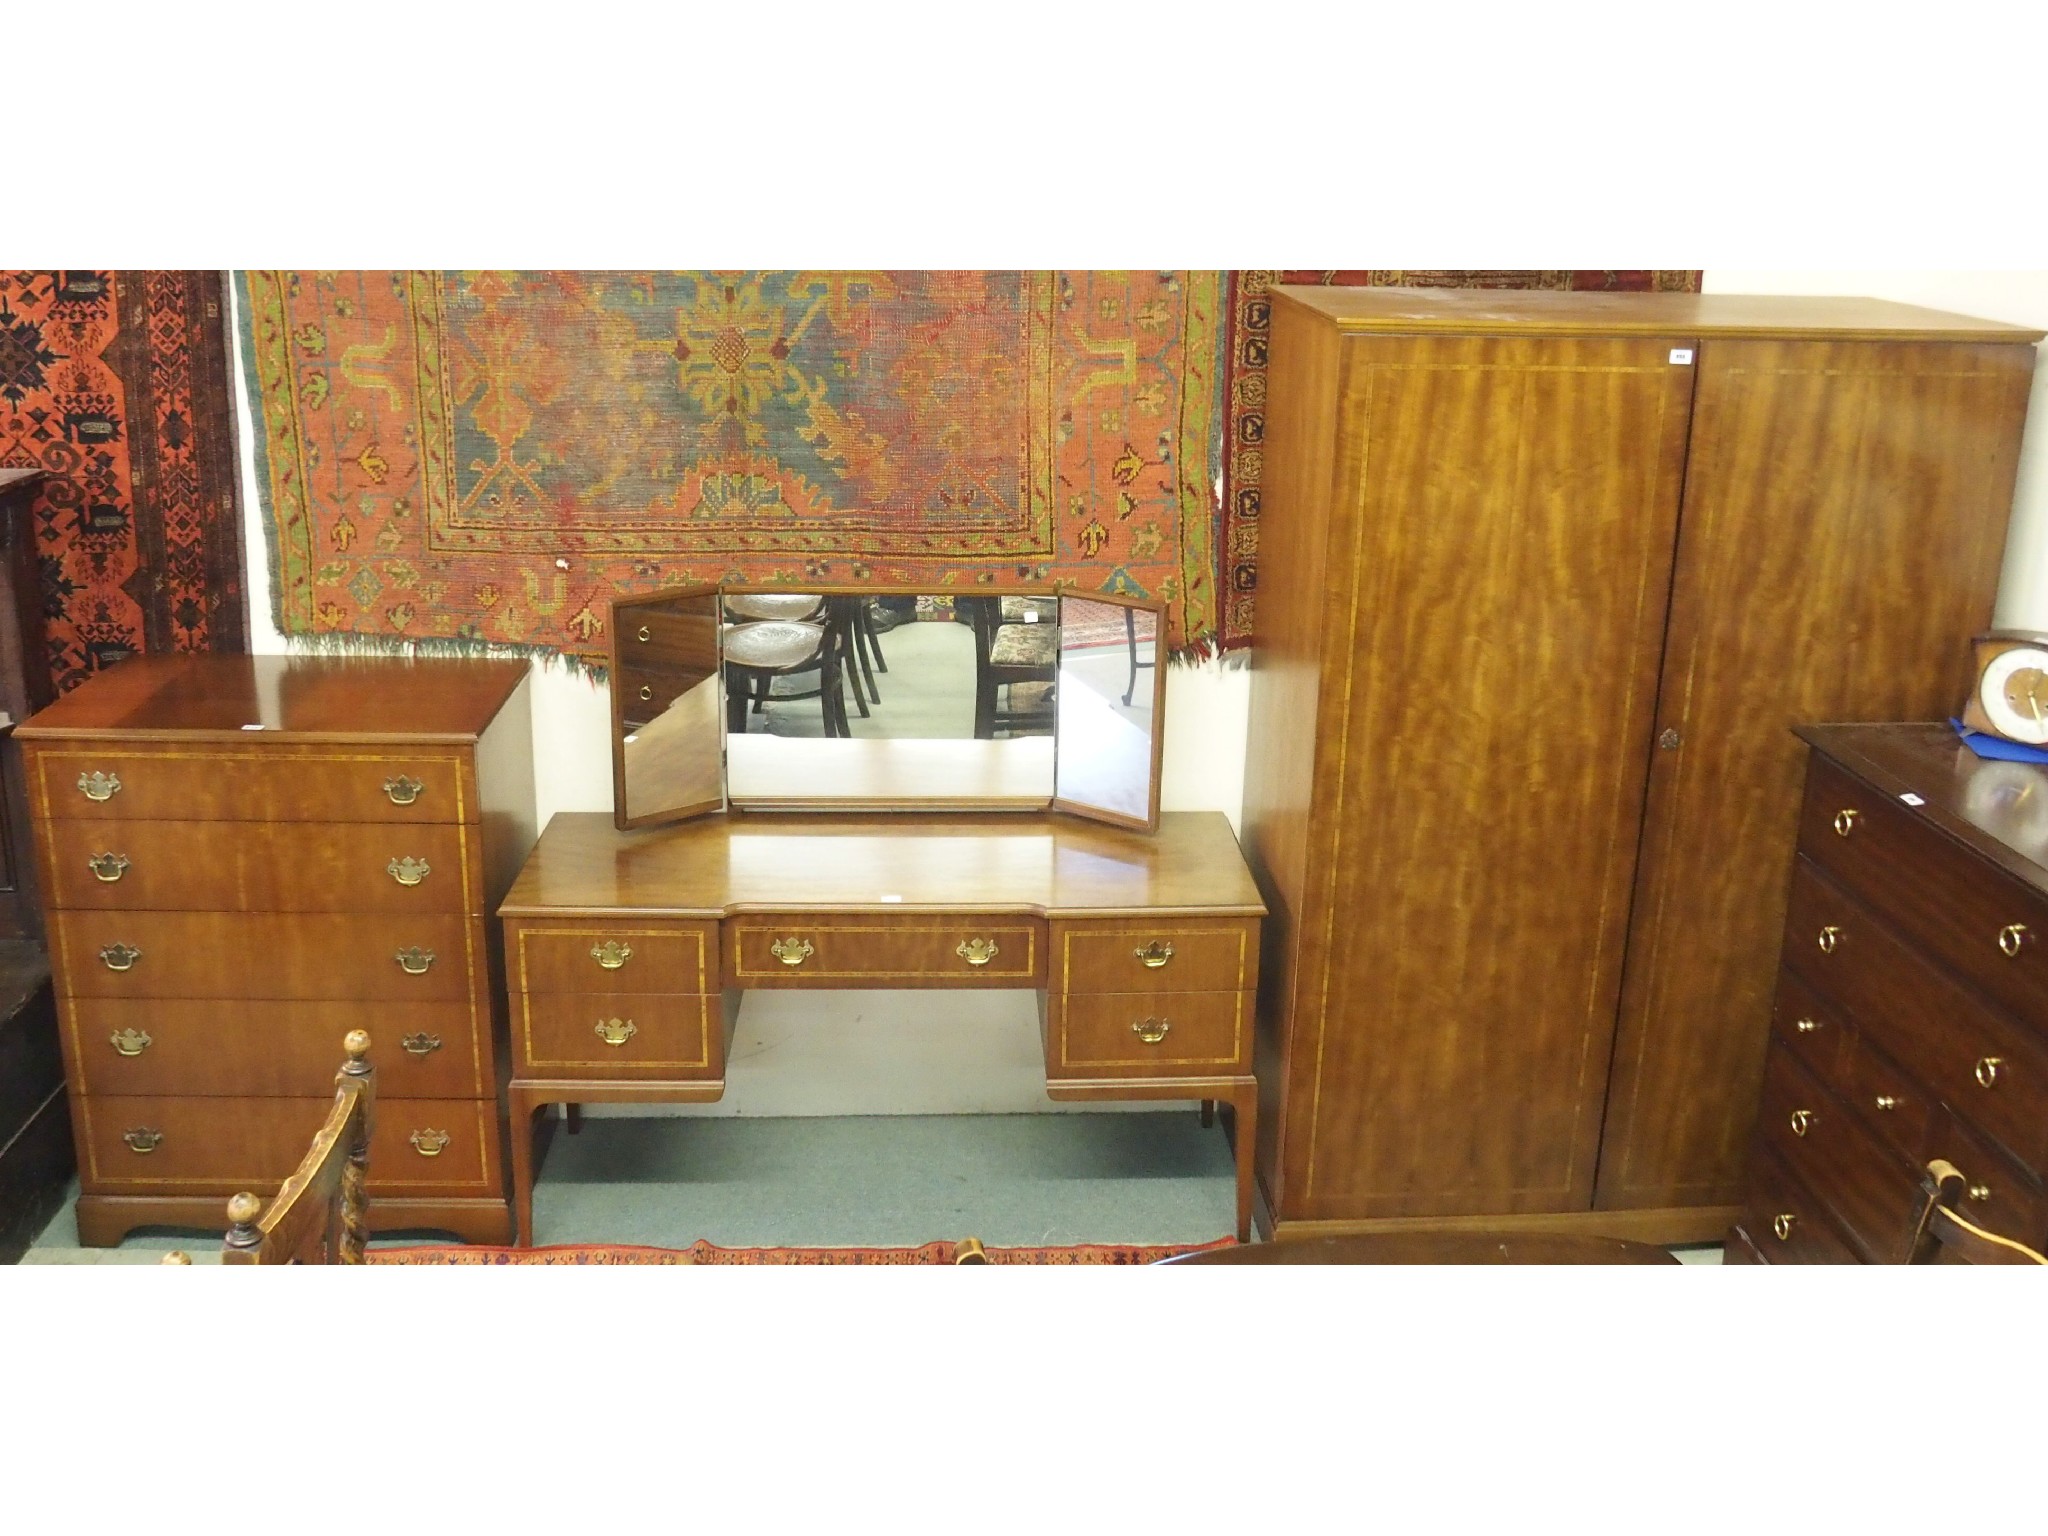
[[1054, 919, 1260, 996], [511, 923, 717, 994], [27, 746, 473, 825]]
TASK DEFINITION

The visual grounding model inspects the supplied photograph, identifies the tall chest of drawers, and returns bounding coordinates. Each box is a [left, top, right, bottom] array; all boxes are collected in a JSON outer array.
[[1729, 723, 2048, 1263], [17, 655, 536, 1246]]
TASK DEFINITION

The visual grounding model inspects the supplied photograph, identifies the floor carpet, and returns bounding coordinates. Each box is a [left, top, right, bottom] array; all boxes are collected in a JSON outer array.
[[369, 1237, 1231, 1265]]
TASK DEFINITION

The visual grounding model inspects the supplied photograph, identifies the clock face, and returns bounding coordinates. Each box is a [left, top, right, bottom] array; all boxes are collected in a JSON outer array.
[[1979, 644, 2048, 744]]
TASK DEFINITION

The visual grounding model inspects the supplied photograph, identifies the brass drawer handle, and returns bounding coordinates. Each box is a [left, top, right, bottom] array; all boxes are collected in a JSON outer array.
[[1131, 1017, 1171, 1045], [123, 1128, 163, 1154], [638, 684, 654, 701], [109, 1028, 152, 1057], [1789, 1108, 1815, 1137], [591, 940, 633, 971], [387, 856, 431, 887], [1998, 923, 2029, 958], [637, 624, 653, 642], [1874, 1095, 1901, 1112], [1832, 808, 1860, 837], [1771, 1213, 1796, 1242], [595, 1017, 638, 1047], [410, 1129, 451, 1158], [1816, 925, 1841, 956], [1976, 1055, 2003, 1089], [77, 771, 122, 802], [99, 943, 141, 972], [771, 937, 814, 967], [89, 852, 130, 883], [394, 947, 436, 975], [383, 775, 424, 806], [1134, 940, 1175, 969], [1794, 1017, 1821, 1034], [957, 937, 999, 967], [401, 1032, 443, 1058]]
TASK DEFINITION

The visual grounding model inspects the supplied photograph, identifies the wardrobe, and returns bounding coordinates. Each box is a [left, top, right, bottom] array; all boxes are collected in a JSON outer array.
[[1244, 287, 2040, 1240]]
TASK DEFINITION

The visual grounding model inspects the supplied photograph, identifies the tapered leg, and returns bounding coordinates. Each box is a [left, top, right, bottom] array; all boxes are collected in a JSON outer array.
[[1229, 1085, 1257, 1243], [565, 1103, 582, 1135], [509, 1095, 538, 1248], [1200, 1099, 1215, 1128]]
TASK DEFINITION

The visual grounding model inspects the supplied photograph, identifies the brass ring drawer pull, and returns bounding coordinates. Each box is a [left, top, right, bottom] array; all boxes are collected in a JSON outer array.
[[1832, 808, 1860, 836], [1998, 923, 2029, 958], [957, 937, 999, 967], [394, 947, 436, 975], [1131, 1017, 1171, 1044], [638, 684, 654, 701], [109, 1028, 152, 1057], [595, 1017, 638, 1047], [1794, 1017, 1821, 1034], [1976, 1056, 2003, 1089], [410, 1129, 451, 1158], [123, 1128, 163, 1154], [401, 1032, 443, 1058], [1772, 1213, 1796, 1241], [1874, 1095, 1901, 1112], [99, 943, 141, 972], [591, 940, 632, 971], [1789, 1108, 1815, 1137], [771, 937, 814, 967], [387, 856, 431, 887], [1816, 926, 1841, 956], [637, 625, 652, 642], [383, 775, 424, 806], [77, 771, 122, 802], [89, 852, 130, 883], [1134, 941, 1175, 968]]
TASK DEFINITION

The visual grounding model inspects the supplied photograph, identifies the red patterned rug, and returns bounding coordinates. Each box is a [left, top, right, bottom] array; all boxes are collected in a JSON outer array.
[[1217, 269, 1702, 654], [239, 271, 1227, 662], [368, 1237, 1232, 1265], [0, 270, 246, 695]]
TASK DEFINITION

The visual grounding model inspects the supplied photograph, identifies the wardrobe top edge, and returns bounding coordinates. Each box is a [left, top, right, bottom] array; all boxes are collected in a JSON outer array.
[[1268, 286, 2046, 343]]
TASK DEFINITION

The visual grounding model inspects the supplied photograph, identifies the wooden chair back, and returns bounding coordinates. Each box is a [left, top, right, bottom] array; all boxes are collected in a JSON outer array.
[[1907, 1159, 2048, 1265], [221, 1030, 375, 1265]]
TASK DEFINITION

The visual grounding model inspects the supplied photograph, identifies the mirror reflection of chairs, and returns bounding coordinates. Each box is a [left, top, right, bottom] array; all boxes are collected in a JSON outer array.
[[961, 595, 1058, 740], [721, 595, 864, 737]]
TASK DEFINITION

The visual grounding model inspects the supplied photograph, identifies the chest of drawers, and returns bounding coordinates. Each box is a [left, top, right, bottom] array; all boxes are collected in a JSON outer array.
[[1728, 724, 2048, 1263], [18, 654, 536, 1246]]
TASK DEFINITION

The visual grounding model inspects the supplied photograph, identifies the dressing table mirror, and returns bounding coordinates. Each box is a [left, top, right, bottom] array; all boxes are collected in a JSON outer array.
[[607, 585, 1165, 830]]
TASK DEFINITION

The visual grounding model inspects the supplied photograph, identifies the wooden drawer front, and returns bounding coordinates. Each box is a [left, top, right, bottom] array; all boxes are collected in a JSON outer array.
[[1838, 1032, 1935, 1168], [1785, 858, 2048, 1178], [729, 916, 1045, 986], [52, 911, 478, 1002], [62, 999, 486, 1100], [76, 1094, 497, 1195], [518, 991, 721, 1078], [1799, 755, 2048, 1038], [1768, 967, 1850, 1084], [624, 608, 719, 669], [509, 922, 718, 995], [1925, 1110, 2048, 1253], [1736, 1145, 1860, 1264], [26, 746, 472, 825], [1051, 990, 1251, 1076], [616, 661, 704, 722], [41, 820, 474, 915], [1757, 1043, 1918, 1263], [1054, 919, 1260, 996]]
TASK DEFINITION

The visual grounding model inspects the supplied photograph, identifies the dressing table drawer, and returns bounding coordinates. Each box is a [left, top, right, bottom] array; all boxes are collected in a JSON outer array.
[[1052, 918, 1260, 995], [517, 991, 722, 1079], [728, 916, 1045, 986], [508, 921, 719, 995], [26, 745, 472, 825], [1049, 990, 1252, 1077]]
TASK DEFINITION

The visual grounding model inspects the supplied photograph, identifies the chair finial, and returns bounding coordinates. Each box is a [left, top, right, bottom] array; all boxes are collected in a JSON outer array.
[[225, 1191, 264, 1250]]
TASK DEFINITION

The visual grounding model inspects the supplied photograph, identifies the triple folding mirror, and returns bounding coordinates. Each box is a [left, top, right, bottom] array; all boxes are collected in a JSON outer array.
[[609, 586, 1165, 831]]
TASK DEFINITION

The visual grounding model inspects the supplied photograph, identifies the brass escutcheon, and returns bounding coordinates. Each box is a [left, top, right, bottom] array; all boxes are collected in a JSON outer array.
[[401, 1032, 443, 1057], [1816, 925, 1841, 956], [1999, 923, 2029, 958], [410, 1129, 451, 1158], [387, 856, 431, 887], [1772, 1213, 1796, 1241], [1131, 1017, 1171, 1044], [88, 852, 130, 883], [109, 1028, 152, 1057], [956, 937, 999, 967], [77, 771, 122, 802], [1976, 1056, 2003, 1089], [123, 1128, 163, 1154], [1789, 1108, 1815, 1137], [394, 947, 436, 975], [771, 937, 814, 967], [99, 943, 141, 972], [595, 1017, 638, 1047], [1134, 940, 1175, 969], [591, 940, 633, 971], [1832, 808, 1860, 837], [383, 775, 424, 806]]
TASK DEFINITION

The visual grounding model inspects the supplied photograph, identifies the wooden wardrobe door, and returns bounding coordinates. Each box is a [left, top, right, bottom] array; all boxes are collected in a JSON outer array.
[[1280, 333, 1696, 1220], [1596, 338, 2035, 1213]]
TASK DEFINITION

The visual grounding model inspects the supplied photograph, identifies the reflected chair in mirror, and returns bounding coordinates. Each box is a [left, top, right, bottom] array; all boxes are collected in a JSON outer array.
[[164, 1030, 374, 1266], [724, 614, 854, 736], [1122, 605, 1155, 707], [1154, 1231, 1679, 1264], [1906, 1158, 2048, 1264], [962, 595, 1058, 739]]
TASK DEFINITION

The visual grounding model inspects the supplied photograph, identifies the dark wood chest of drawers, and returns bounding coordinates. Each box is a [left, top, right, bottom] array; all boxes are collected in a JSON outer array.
[[17, 654, 536, 1245], [1728, 723, 2048, 1263]]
